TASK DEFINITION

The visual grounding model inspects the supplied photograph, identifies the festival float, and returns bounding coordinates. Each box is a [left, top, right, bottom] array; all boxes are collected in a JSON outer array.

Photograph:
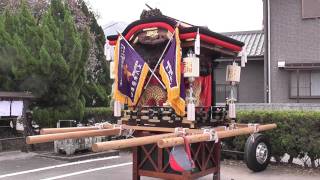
[[26, 9, 277, 180]]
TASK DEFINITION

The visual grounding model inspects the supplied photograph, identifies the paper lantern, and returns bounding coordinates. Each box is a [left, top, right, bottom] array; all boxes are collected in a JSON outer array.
[[226, 64, 241, 82], [183, 57, 199, 77]]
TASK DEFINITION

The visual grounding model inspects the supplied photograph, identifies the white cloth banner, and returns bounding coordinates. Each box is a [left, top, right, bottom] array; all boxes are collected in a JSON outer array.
[[0, 101, 11, 116], [228, 103, 236, 119], [240, 46, 247, 67], [194, 28, 200, 55], [114, 100, 122, 117], [11, 101, 23, 116], [104, 42, 114, 61], [187, 103, 195, 121]]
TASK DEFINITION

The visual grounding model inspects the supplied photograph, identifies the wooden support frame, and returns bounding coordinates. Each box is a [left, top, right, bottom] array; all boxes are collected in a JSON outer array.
[[133, 141, 221, 180]]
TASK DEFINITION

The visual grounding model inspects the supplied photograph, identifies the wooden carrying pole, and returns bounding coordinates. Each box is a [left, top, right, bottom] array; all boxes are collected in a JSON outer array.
[[26, 129, 120, 144], [158, 124, 277, 148], [122, 125, 210, 134], [38, 125, 184, 135], [38, 124, 227, 135], [92, 133, 177, 152], [40, 127, 101, 135]]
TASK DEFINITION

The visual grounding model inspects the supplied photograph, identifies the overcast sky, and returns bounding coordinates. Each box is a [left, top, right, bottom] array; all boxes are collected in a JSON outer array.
[[86, 0, 263, 33]]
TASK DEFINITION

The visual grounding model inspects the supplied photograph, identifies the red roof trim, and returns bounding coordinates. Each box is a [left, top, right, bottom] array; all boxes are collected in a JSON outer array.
[[108, 22, 175, 45], [108, 22, 242, 52], [180, 32, 242, 52]]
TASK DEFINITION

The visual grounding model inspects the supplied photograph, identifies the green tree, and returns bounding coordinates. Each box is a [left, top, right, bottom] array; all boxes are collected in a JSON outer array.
[[39, 0, 89, 114], [0, 0, 113, 126], [0, 2, 42, 93], [79, 0, 111, 107], [0, 0, 90, 124], [0, 11, 16, 90]]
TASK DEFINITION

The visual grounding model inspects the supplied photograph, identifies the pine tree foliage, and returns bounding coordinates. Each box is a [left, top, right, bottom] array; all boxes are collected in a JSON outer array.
[[0, 0, 111, 125], [0, 0, 93, 122], [0, 0, 111, 109], [70, 0, 111, 107]]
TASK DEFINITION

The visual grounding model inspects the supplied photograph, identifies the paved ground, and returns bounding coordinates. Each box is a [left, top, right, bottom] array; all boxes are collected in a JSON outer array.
[[0, 151, 319, 180]]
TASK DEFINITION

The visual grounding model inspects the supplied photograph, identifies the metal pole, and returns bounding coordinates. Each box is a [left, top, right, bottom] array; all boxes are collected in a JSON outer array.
[[117, 32, 166, 89], [145, 3, 153, 10], [297, 69, 300, 103], [134, 23, 179, 107], [143, 28, 177, 90]]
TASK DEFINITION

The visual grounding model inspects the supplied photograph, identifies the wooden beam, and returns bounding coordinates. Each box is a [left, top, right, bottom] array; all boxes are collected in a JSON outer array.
[[92, 133, 177, 152], [157, 124, 277, 148], [38, 123, 239, 135], [40, 127, 102, 135], [26, 129, 120, 144]]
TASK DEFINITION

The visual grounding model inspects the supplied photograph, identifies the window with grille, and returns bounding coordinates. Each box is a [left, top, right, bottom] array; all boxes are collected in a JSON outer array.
[[290, 71, 320, 97]]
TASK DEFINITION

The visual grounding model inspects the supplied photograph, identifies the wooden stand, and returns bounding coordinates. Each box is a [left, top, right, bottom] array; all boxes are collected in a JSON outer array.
[[132, 141, 221, 180]]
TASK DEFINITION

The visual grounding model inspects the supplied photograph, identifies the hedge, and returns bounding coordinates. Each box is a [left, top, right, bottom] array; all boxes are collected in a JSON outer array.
[[33, 107, 83, 128], [233, 110, 320, 167], [33, 107, 113, 128], [84, 107, 114, 123]]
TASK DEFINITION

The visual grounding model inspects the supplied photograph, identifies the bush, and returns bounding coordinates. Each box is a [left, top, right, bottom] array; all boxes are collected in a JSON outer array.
[[33, 107, 114, 128], [233, 110, 320, 167], [84, 107, 114, 124], [33, 107, 77, 128]]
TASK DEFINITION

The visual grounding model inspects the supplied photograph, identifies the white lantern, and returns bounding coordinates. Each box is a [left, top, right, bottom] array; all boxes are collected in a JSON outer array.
[[226, 63, 241, 82], [183, 57, 200, 77]]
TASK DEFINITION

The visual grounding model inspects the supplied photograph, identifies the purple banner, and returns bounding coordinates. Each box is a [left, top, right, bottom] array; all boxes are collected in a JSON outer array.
[[117, 38, 148, 103], [162, 39, 178, 88], [159, 28, 186, 116]]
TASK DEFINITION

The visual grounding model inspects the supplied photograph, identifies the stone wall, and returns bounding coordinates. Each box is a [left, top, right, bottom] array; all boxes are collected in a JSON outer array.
[[0, 137, 53, 152], [234, 103, 320, 111], [0, 137, 24, 151]]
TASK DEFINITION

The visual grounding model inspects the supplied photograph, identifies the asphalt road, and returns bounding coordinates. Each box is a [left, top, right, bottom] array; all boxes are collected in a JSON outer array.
[[0, 151, 319, 180]]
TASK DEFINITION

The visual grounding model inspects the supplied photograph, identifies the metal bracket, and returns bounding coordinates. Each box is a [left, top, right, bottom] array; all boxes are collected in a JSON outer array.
[[113, 124, 123, 136], [174, 127, 187, 136], [203, 129, 218, 143], [248, 123, 260, 142]]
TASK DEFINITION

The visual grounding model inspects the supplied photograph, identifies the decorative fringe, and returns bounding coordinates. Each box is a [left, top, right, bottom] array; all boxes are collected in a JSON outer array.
[[171, 97, 186, 117], [105, 41, 112, 61], [114, 100, 121, 117], [187, 103, 195, 121], [240, 46, 247, 67], [194, 28, 200, 55]]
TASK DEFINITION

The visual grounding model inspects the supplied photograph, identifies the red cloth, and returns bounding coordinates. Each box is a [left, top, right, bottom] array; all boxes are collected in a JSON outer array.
[[199, 75, 212, 108], [169, 136, 195, 172]]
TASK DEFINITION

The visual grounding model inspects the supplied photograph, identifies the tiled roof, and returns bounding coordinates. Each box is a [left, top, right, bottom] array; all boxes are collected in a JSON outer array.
[[223, 30, 264, 57], [103, 21, 127, 36]]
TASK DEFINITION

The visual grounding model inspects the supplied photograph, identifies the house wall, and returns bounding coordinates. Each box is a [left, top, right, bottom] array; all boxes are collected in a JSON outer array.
[[269, 0, 320, 103], [214, 60, 264, 103]]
